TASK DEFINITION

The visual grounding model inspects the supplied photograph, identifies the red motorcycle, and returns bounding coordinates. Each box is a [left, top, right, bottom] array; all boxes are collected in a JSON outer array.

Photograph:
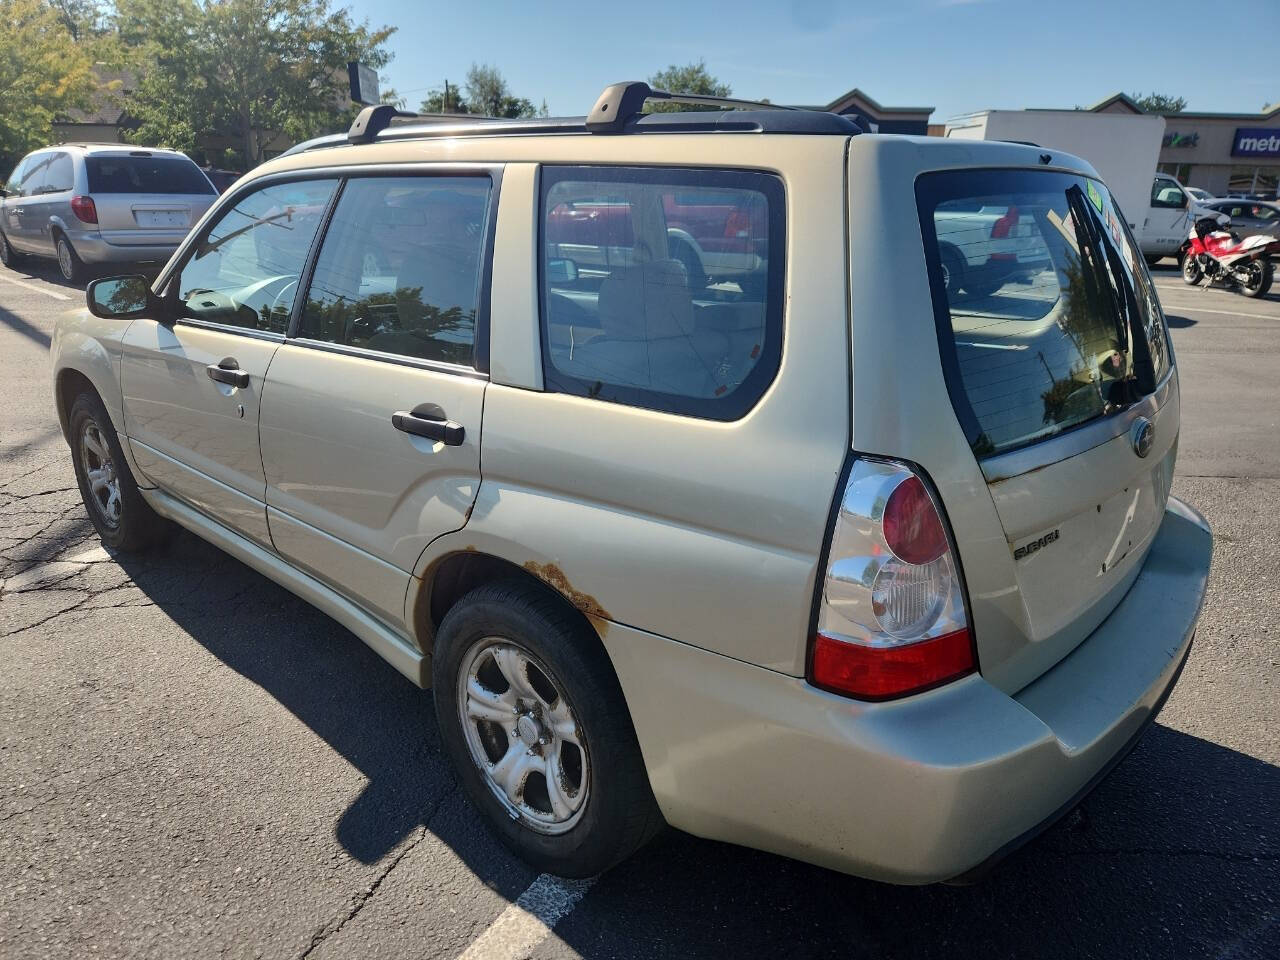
[[1180, 214, 1278, 298]]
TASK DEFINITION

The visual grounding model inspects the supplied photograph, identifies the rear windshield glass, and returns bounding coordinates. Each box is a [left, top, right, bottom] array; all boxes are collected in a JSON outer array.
[[916, 169, 1171, 458], [86, 156, 215, 195]]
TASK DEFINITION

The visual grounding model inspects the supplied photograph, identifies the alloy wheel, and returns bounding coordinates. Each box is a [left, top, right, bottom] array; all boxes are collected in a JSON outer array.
[[456, 638, 589, 834], [79, 420, 121, 528], [57, 239, 74, 280]]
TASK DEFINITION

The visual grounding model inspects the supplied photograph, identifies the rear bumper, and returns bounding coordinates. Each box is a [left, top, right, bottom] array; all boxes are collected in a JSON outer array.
[[604, 497, 1212, 884], [72, 232, 182, 265]]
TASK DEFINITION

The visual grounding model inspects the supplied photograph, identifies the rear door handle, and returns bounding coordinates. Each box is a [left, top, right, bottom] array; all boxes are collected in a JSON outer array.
[[392, 410, 465, 446], [206, 359, 249, 388]]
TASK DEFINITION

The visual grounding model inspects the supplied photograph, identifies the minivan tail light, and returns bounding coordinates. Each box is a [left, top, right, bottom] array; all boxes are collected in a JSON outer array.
[[71, 195, 98, 224], [809, 458, 975, 700], [988, 205, 1018, 261]]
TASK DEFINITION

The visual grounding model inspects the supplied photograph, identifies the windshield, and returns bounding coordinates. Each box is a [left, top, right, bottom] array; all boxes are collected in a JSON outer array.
[[86, 155, 215, 195], [917, 168, 1171, 458]]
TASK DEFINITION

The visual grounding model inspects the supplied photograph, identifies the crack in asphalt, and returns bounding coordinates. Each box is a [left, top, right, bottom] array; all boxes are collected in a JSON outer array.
[[297, 783, 457, 959]]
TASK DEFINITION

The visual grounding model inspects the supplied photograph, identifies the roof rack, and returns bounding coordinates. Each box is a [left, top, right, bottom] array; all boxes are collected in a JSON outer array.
[[294, 82, 860, 159], [585, 81, 790, 133]]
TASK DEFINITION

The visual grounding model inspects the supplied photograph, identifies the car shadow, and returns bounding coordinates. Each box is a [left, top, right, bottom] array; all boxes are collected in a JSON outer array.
[[1164, 313, 1198, 328], [109, 529, 1278, 960], [2, 255, 164, 292]]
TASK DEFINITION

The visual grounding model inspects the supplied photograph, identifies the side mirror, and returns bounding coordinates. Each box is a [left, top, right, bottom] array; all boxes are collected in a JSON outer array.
[[86, 275, 157, 320], [546, 257, 579, 284]]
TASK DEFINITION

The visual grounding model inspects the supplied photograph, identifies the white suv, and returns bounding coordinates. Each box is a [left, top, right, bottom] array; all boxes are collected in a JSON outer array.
[[51, 83, 1212, 884]]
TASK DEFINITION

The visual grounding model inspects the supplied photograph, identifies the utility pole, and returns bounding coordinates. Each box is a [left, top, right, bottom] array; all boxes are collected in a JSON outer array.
[[444, 79, 452, 113]]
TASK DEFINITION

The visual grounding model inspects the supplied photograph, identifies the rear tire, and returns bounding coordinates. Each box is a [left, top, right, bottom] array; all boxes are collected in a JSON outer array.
[[0, 230, 19, 268], [68, 391, 171, 552], [1182, 255, 1203, 285], [432, 580, 663, 877], [938, 244, 965, 299], [55, 233, 84, 284], [1241, 260, 1273, 298]]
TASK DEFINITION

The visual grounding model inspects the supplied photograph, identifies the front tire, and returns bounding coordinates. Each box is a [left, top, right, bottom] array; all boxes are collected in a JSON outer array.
[[1241, 260, 1273, 298], [68, 391, 170, 552], [433, 580, 662, 877], [1182, 254, 1203, 285], [55, 233, 84, 283]]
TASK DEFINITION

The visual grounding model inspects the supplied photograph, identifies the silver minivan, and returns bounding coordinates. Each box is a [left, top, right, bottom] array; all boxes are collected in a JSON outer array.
[[0, 144, 216, 282], [51, 87, 1213, 884]]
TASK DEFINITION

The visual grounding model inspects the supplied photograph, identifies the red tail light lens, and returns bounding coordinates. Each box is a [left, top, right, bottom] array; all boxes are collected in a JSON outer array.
[[809, 458, 975, 700], [883, 475, 947, 564], [71, 195, 98, 224], [812, 629, 974, 700], [990, 205, 1018, 239]]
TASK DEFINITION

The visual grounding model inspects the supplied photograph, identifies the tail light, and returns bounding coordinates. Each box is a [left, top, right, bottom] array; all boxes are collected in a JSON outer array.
[[70, 195, 98, 224], [809, 458, 975, 700], [988, 205, 1018, 261]]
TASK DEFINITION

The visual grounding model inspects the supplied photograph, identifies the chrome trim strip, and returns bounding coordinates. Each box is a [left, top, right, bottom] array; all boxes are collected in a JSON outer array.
[[171, 316, 285, 343], [285, 336, 489, 380], [980, 368, 1177, 484]]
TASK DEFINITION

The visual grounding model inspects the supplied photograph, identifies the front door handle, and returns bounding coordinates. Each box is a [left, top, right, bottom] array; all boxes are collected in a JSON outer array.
[[392, 410, 465, 446], [206, 358, 249, 388]]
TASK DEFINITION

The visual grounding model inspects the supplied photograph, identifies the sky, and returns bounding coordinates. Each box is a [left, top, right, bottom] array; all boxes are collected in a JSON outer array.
[[351, 0, 1279, 123]]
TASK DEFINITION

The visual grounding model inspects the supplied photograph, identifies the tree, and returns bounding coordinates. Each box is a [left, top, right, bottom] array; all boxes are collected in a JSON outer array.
[[115, 0, 395, 169], [0, 0, 94, 172], [419, 64, 536, 119], [1129, 92, 1186, 114], [463, 63, 534, 119], [647, 60, 731, 112], [419, 81, 467, 115]]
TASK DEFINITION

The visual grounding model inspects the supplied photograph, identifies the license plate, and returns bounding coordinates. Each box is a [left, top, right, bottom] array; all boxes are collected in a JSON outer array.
[[135, 210, 187, 228]]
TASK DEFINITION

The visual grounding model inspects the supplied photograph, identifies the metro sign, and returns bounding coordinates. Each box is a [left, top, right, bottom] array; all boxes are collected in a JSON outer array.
[[1232, 128, 1280, 158]]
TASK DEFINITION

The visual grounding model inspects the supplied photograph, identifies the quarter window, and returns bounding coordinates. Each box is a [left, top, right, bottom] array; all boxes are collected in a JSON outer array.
[[539, 166, 784, 420], [43, 153, 74, 193], [173, 179, 338, 333], [298, 176, 493, 366]]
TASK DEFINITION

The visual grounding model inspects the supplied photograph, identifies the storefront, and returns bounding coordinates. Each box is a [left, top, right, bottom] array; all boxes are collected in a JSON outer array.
[[1092, 93, 1280, 199]]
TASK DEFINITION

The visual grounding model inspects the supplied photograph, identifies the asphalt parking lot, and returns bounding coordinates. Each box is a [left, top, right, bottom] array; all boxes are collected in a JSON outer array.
[[1, 257, 1277, 960]]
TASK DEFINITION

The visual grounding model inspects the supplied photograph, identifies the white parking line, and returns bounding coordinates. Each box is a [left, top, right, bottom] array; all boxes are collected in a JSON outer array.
[[456, 874, 594, 960], [0, 273, 71, 301], [1156, 302, 1279, 321]]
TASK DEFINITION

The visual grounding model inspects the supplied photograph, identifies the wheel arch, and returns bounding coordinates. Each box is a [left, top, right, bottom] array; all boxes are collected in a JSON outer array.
[[410, 544, 612, 660]]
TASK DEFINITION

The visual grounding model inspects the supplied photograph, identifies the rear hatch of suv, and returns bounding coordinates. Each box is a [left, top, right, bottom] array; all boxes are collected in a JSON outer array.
[[85, 153, 217, 246], [921, 165, 1177, 692], [847, 140, 1178, 695]]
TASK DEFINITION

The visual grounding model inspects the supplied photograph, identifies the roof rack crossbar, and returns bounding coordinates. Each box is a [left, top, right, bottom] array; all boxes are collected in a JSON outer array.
[[348, 104, 420, 144], [586, 81, 791, 133]]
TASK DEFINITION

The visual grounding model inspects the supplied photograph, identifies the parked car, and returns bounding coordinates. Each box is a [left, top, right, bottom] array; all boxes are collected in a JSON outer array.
[[51, 84, 1212, 885], [1, 145, 217, 282], [1184, 186, 1215, 203], [1204, 198, 1280, 240]]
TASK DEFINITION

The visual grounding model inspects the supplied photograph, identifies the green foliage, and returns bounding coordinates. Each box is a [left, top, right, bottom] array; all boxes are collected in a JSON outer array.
[[0, 0, 95, 172], [1129, 92, 1187, 114], [647, 60, 731, 112], [115, 0, 395, 169], [419, 64, 537, 119]]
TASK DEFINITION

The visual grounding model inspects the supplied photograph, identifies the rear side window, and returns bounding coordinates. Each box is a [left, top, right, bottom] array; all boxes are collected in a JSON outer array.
[[540, 165, 784, 421], [298, 175, 493, 367], [917, 169, 1172, 458], [86, 156, 215, 195]]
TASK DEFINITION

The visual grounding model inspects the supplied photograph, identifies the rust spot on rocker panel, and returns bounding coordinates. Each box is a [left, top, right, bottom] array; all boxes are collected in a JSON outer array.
[[522, 561, 612, 624]]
